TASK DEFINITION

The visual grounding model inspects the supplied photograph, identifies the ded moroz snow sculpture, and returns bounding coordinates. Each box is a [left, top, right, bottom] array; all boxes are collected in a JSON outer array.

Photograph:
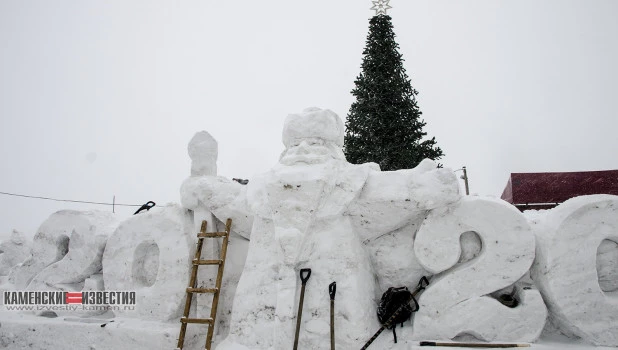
[[181, 107, 460, 349]]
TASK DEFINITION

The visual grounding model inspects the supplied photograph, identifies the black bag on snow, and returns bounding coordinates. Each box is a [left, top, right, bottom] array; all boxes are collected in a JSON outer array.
[[377, 286, 419, 343]]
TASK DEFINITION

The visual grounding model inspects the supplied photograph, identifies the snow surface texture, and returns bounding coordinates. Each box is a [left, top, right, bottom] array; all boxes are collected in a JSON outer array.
[[530, 195, 618, 346], [412, 196, 547, 342], [0, 230, 30, 276], [182, 108, 462, 349]]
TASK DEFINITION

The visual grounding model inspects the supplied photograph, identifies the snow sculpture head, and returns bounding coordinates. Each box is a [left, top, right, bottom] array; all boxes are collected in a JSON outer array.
[[280, 107, 346, 165], [188, 131, 218, 176]]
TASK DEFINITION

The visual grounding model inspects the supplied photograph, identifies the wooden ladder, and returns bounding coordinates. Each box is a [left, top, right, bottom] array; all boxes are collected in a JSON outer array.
[[176, 218, 232, 350]]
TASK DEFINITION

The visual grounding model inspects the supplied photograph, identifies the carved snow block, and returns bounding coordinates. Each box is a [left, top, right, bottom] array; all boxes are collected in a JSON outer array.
[[188, 131, 218, 177], [9, 210, 114, 289], [530, 195, 618, 346], [412, 196, 547, 342], [0, 230, 30, 276], [26, 211, 117, 289], [369, 221, 430, 296], [102, 204, 194, 321], [22, 211, 117, 316]]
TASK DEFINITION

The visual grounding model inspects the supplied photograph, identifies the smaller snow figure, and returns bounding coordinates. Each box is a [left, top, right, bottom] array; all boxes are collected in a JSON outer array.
[[181, 107, 459, 349]]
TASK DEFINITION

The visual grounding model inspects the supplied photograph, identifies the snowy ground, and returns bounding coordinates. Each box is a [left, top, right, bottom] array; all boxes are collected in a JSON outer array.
[[0, 311, 614, 350]]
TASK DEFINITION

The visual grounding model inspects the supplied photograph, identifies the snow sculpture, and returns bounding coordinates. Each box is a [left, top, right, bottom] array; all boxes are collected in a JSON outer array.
[[367, 223, 430, 294], [412, 196, 547, 342], [0, 230, 30, 276], [102, 204, 193, 321], [349, 158, 460, 294], [530, 195, 618, 346], [189, 131, 218, 177], [27, 210, 118, 315], [25, 211, 117, 289], [25, 211, 118, 316], [180, 130, 250, 337], [181, 107, 460, 349], [183, 131, 221, 323], [8, 210, 105, 289]]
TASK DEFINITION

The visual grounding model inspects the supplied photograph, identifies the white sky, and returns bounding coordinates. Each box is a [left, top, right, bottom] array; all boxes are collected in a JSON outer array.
[[1, 0, 617, 237]]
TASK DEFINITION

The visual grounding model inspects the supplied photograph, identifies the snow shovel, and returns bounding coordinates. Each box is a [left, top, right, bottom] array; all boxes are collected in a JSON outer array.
[[329, 282, 336, 350], [293, 268, 312, 350]]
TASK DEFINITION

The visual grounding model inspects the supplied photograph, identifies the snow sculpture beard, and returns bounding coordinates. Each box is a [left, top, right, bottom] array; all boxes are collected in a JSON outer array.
[[278, 138, 346, 166]]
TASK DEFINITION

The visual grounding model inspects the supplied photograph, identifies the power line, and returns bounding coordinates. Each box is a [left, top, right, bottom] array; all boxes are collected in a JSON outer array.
[[0, 191, 142, 207]]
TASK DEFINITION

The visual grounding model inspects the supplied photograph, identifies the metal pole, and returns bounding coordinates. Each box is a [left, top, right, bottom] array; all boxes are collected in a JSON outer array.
[[462, 167, 470, 195], [329, 282, 336, 350]]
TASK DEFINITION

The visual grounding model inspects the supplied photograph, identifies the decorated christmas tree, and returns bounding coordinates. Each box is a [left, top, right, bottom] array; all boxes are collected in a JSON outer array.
[[344, 1, 443, 171]]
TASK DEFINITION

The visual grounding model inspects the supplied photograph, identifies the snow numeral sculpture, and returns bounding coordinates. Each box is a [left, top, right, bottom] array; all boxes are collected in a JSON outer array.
[[181, 108, 461, 349], [412, 197, 547, 342], [102, 205, 194, 321], [25, 211, 119, 316], [10, 210, 117, 294], [531, 195, 618, 346]]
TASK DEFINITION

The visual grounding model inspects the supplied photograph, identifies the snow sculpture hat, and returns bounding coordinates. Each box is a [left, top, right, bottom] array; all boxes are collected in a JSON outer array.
[[282, 107, 345, 148]]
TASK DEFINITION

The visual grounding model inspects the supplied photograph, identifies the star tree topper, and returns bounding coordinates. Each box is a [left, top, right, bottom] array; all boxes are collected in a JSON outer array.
[[371, 0, 392, 15]]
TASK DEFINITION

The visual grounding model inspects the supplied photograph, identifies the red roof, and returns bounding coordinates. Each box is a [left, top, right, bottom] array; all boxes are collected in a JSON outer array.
[[501, 170, 618, 205]]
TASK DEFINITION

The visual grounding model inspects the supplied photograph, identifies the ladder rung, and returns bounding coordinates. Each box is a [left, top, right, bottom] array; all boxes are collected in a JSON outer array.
[[192, 259, 223, 265], [197, 232, 228, 238], [180, 317, 214, 325], [186, 287, 218, 294]]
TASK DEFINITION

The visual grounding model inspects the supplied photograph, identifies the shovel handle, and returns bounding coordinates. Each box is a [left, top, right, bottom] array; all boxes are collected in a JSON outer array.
[[329, 282, 336, 300], [300, 268, 311, 284]]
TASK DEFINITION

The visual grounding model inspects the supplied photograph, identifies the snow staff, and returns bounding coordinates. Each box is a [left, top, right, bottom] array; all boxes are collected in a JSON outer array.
[[180, 107, 460, 349]]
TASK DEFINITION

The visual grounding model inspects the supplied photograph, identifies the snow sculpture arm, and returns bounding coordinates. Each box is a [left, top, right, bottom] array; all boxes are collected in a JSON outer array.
[[180, 175, 253, 239], [348, 159, 460, 243]]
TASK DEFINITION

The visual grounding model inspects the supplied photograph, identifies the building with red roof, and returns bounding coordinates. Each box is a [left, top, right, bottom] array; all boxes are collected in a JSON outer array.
[[501, 170, 618, 211]]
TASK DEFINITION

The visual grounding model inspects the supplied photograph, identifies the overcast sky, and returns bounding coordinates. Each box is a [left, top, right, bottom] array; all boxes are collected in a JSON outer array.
[[1, 0, 617, 238]]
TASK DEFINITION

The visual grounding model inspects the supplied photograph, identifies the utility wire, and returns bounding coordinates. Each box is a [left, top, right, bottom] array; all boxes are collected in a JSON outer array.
[[0, 191, 142, 207]]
